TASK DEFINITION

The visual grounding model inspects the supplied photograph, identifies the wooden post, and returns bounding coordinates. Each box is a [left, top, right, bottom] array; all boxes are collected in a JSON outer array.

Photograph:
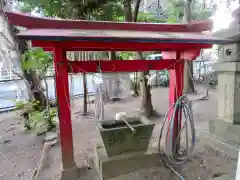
[[168, 53, 184, 154], [53, 46, 76, 169]]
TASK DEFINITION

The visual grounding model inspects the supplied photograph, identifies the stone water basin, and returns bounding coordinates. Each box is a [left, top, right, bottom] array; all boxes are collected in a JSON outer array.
[[98, 116, 155, 157]]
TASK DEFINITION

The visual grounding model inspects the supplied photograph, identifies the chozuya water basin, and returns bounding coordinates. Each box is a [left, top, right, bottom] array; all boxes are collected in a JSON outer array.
[[98, 116, 155, 157]]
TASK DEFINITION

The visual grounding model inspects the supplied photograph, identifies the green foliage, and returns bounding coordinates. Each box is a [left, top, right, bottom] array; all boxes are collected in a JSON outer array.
[[119, 52, 134, 60], [15, 99, 57, 131], [117, 12, 166, 23], [167, 0, 217, 22], [19, 48, 54, 132], [17, 0, 122, 20], [137, 12, 166, 23], [30, 107, 57, 131], [21, 48, 52, 78], [17, 0, 217, 23], [14, 2, 34, 13], [88, 2, 124, 21], [15, 101, 27, 110], [15, 99, 40, 110], [192, 0, 218, 20]]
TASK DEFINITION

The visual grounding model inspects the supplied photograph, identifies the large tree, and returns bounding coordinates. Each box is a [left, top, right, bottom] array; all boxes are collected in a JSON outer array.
[[167, 0, 217, 93]]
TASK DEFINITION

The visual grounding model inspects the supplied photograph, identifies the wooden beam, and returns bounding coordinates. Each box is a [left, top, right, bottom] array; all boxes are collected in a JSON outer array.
[[31, 40, 212, 52], [162, 49, 201, 60], [67, 59, 177, 73]]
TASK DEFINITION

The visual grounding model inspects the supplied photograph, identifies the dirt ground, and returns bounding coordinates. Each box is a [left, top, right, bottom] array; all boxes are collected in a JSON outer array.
[[0, 86, 238, 180]]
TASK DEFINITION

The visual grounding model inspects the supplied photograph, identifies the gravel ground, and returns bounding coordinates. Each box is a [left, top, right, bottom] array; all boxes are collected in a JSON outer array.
[[0, 86, 238, 180]]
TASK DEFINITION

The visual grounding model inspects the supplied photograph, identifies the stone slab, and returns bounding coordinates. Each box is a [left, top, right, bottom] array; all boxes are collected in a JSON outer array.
[[212, 62, 240, 124], [209, 119, 240, 148], [94, 146, 164, 180], [60, 164, 79, 180], [197, 131, 239, 159]]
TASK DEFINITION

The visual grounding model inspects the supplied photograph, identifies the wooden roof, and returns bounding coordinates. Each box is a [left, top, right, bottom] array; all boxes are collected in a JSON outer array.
[[5, 11, 213, 32], [5, 11, 233, 51], [17, 28, 232, 45]]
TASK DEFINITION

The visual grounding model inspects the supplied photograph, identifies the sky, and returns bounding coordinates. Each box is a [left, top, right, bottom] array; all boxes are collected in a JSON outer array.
[[211, 0, 239, 32]]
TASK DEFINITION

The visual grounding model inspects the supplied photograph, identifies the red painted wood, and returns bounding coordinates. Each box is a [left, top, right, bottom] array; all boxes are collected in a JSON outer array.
[[32, 40, 212, 52], [42, 47, 53, 52], [162, 49, 201, 60], [5, 11, 213, 32], [68, 59, 176, 73], [167, 53, 184, 153], [180, 49, 201, 60], [53, 47, 75, 169], [173, 58, 184, 152]]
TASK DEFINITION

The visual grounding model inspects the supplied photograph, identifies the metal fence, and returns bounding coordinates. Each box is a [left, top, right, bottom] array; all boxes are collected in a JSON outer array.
[[0, 68, 19, 81], [0, 67, 57, 81]]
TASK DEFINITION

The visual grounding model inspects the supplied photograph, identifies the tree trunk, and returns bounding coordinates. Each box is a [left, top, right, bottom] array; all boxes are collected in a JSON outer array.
[[138, 52, 155, 117], [82, 52, 88, 115], [123, 0, 140, 97], [134, 0, 155, 117], [122, 0, 154, 117], [123, 0, 133, 22], [140, 70, 154, 117], [183, 0, 195, 94], [183, 61, 195, 93], [23, 69, 47, 109], [132, 72, 139, 96]]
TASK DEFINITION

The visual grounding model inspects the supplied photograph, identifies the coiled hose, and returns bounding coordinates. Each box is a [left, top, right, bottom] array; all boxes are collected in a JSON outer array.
[[158, 95, 196, 180]]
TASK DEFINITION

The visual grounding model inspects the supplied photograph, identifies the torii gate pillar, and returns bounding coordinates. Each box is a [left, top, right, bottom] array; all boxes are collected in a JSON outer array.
[[53, 47, 79, 179]]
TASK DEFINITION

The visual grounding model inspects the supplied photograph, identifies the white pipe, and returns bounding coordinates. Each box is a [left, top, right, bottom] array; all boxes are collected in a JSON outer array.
[[236, 149, 240, 180]]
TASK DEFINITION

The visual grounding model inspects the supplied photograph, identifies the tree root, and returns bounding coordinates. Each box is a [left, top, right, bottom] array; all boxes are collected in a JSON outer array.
[[32, 138, 59, 180]]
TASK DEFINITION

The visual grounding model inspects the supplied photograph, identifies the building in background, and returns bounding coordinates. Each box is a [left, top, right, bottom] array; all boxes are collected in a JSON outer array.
[[0, 0, 21, 81]]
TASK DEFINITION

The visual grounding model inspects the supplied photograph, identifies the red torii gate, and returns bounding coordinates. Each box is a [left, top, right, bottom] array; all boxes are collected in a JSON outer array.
[[5, 11, 231, 173]]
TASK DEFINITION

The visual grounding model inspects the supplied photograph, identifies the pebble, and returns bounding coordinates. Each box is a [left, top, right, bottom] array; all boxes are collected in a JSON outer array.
[[0, 136, 12, 144]]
